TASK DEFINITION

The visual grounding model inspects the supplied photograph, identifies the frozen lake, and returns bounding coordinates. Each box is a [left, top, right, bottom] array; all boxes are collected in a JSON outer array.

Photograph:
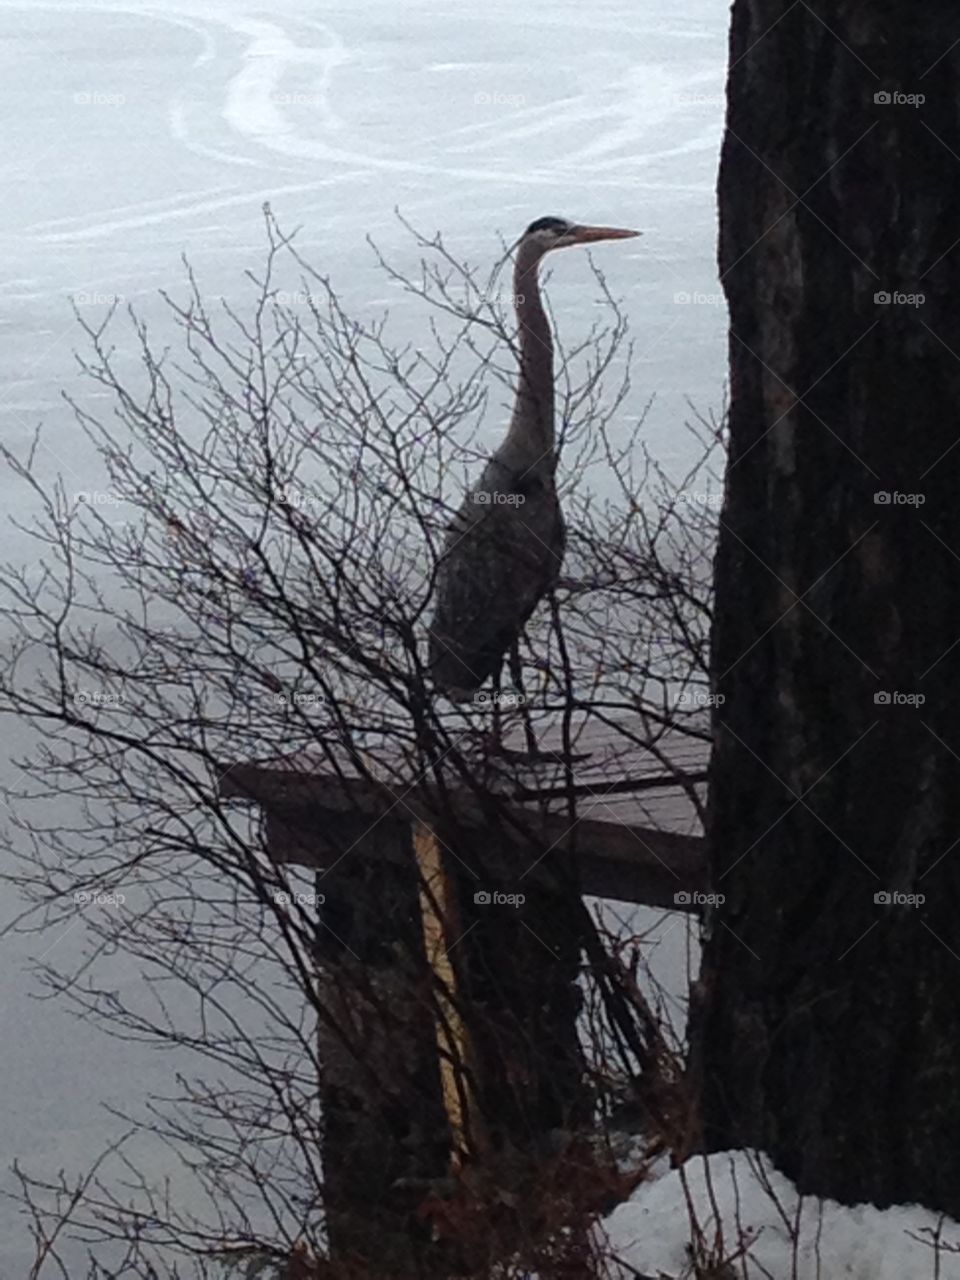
[[0, 0, 726, 1270], [0, 0, 726, 488]]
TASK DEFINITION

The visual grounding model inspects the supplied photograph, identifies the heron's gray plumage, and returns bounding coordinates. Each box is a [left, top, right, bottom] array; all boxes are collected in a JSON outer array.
[[428, 216, 638, 699], [428, 455, 565, 698]]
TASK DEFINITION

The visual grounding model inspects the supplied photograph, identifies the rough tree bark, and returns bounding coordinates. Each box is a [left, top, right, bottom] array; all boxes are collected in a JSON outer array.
[[695, 1, 960, 1215]]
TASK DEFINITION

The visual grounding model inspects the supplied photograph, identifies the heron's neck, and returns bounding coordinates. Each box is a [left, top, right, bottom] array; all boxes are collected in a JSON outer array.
[[501, 241, 555, 472]]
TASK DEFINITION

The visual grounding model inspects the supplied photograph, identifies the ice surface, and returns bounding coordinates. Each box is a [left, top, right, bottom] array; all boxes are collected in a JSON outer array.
[[0, 0, 726, 529], [0, 0, 727, 1270]]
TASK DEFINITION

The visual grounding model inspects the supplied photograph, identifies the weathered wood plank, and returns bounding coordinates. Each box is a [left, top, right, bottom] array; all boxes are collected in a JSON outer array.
[[219, 748, 707, 910]]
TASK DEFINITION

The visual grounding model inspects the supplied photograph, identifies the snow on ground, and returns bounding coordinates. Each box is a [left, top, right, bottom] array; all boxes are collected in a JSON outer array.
[[604, 1149, 960, 1279]]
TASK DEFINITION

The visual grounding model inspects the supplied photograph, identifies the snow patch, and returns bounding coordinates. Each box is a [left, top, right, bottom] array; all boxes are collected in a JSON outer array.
[[603, 1149, 960, 1279]]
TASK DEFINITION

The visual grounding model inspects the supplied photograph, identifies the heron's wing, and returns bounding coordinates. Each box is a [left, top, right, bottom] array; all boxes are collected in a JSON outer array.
[[428, 484, 563, 697]]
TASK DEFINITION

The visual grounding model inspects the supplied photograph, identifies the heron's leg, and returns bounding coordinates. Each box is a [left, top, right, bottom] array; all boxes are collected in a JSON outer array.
[[508, 639, 538, 755]]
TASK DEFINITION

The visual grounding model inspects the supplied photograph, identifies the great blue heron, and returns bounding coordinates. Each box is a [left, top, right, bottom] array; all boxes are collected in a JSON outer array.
[[427, 215, 640, 711]]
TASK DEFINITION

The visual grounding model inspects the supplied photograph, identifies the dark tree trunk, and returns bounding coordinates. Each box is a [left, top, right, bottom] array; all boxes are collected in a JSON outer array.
[[695, 1, 960, 1216]]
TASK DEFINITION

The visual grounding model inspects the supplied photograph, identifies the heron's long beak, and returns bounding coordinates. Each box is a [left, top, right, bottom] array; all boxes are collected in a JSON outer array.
[[569, 224, 641, 244]]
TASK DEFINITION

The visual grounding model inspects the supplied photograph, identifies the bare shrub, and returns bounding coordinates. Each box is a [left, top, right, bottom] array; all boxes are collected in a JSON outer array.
[[0, 210, 721, 1277]]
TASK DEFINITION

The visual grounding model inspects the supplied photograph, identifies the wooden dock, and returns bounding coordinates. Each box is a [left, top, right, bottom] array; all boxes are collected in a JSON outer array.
[[219, 713, 709, 910], [217, 712, 711, 1269]]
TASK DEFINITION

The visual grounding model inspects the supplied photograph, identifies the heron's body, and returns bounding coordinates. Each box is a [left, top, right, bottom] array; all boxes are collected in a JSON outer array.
[[429, 456, 565, 698], [428, 216, 638, 700]]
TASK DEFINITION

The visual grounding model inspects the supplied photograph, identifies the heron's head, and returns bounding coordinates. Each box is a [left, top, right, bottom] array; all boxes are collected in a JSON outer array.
[[521, 216, 641, 255]]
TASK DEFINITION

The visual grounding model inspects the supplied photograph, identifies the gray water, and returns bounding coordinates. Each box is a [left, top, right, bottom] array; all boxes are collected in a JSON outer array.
[[0, 0, 726, 1270]]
